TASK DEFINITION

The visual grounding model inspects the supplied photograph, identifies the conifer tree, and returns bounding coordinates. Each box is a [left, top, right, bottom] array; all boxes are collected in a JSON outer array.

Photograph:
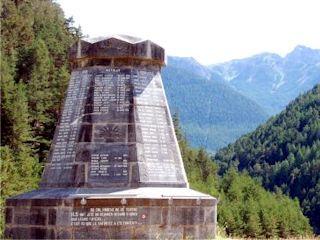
[[0, 55, 16, 145], [243, 198, 262, 237], [28, 38, 52, 120], [9, 82, 40, 189]]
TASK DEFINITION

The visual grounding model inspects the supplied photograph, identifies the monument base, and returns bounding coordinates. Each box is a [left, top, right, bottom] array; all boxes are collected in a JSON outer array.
[[5, 188, 217, 239]]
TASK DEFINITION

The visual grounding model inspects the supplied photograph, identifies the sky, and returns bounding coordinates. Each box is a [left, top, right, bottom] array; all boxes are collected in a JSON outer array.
[[57, 0, 320, 65]]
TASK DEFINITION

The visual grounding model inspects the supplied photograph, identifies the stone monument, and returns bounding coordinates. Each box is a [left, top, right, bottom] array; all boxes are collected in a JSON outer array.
[[5, 35, 217, 239]]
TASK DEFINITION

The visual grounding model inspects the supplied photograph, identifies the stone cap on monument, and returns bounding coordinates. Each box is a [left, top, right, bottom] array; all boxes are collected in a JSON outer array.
[[69, 34, 165, 68]]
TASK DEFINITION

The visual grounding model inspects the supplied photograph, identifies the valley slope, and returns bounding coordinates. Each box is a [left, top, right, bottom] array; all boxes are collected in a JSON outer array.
[[214, 84, 320, 233], [163, 46, 320, 151], [162, 57, 268, 152]]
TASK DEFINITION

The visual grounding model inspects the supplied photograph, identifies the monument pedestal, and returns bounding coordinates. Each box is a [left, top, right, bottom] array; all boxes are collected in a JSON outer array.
[[6, 188, 216, 239], [5, 35, 217, 239]]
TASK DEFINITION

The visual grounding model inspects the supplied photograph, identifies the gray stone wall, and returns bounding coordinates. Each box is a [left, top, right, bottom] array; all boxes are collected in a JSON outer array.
[[6, 197, 216, 239]]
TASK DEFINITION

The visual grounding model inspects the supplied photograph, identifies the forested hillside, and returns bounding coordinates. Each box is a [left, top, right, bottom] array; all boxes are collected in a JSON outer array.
[[0, 0, 314, 238], [174, 116, 312, 238], [0, 0, 79, 234], [215, 84, 320, 233], [163, 49, 320, 152], [162, 57, 268, 152]]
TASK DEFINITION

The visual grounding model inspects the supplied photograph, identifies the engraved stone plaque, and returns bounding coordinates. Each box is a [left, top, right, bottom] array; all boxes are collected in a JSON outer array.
[[41, 62, 187, 188]]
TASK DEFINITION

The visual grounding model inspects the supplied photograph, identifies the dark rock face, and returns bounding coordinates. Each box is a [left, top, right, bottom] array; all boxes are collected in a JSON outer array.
[[5, 35, 217, 239]]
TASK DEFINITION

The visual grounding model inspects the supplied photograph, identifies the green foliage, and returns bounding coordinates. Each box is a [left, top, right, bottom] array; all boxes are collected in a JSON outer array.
[[215, 84, 320, 233], [218, 169, 311, 238], [173, 114, 219, 197], [27, 38, 52, 123], [0, 1, 315, 238], [0, 0, 79, 236], [174, 115, 312, 238], [0, 81, 40, 238]]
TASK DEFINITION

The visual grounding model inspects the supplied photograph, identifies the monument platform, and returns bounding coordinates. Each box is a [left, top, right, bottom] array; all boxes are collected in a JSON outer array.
[[6, 188, 216, 239], [5, 35, 217, 239]]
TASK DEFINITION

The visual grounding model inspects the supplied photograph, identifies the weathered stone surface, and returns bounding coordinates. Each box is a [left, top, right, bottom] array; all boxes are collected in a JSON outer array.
[[30, 228, 55, 239], [5, 194, 216, 239], [5, 227, 55, 240], [40, 63, 188, 188], [56, 229, 72, 239], [74, 227, 106, 239], [5, 227, 29, 239], [31, 199, 63, 207], [14, 208, 47, 225], [172, 207, 205, 225], [69, 35, 165, 68], [144, 225, 184, 239], [5, 207, 12, 224], [48, 209, 56, 225], [56, 208, 72, 226], [5, 35, 217, 239], [41, 164, 86, 188]]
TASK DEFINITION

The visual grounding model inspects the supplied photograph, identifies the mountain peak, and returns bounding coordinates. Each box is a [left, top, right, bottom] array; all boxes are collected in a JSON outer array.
[[293, 45, 311, 51], [167, 56, 213, 80], [285, 45, 320, 62], [168, 56, 201, 67], [208, 45, 320, 114]]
